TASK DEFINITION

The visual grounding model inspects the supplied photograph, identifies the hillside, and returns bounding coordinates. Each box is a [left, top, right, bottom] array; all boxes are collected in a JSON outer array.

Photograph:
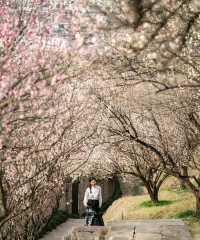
[[103, 183, 200, 239]]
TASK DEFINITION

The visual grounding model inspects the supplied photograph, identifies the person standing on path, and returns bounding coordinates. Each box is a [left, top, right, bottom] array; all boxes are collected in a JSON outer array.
[[83, 177, 104, 226]]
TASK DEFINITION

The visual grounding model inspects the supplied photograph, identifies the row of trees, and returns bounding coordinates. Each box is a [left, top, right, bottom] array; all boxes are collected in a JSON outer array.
[[1, 0, 200, 239], [62, 0, 200, 218], [83, 0, 200, 218], [97, 93, 199, 210]]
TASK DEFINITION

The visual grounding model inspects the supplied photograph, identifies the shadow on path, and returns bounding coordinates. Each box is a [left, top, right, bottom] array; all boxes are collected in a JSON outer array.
[[39, 218, 84, 240]]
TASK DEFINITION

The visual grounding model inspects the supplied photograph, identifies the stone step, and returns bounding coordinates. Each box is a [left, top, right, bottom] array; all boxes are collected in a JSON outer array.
[[106, 220, 192, 240], [40, 219, 193, 240], [193, 234, 200, 240]]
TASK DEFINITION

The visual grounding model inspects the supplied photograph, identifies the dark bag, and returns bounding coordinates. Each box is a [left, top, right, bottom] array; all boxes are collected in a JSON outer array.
[[91, 210, 104, 226], [97, 212, 104, 226], [92, 213, 100, 226]]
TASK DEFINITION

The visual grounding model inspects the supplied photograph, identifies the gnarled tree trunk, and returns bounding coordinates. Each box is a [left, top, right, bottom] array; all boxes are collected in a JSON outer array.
[[145, 183, 159, 205], [183, 175, 200, 219], [195, 190, 200, 219], [0, 172, 6, 221]]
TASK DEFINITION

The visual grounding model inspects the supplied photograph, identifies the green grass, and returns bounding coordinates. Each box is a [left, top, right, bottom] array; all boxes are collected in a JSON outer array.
[[140, 200, 175, 208], [169, 187, 190, 194], [176, 210, 197, 219], [103, 181, 200, 239]]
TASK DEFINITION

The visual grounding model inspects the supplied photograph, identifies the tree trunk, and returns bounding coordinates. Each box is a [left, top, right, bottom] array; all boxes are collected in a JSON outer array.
[[146, 184, 159, 205], [179, 179, 187, 190], [0, 172, 6, 221], [183, 177, 200, 219], [0, 187, 6, 221], [195, 190, 200, 219], [149, 189, 159, 205]]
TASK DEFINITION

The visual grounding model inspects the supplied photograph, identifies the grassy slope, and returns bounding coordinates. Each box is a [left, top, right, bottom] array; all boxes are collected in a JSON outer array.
[[103, 178, 200, 239]]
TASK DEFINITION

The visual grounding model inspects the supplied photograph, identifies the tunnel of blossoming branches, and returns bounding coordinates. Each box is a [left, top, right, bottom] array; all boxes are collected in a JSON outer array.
[[0, 0, 200, 239]]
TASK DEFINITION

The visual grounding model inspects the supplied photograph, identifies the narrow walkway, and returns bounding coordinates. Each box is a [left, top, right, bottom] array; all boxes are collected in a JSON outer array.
[[39, 218, 197, 240], [39, 218, 84, 240]]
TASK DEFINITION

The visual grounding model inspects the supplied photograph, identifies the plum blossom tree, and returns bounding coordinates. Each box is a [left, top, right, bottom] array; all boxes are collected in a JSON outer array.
[[96, 92, 200, 217], [0, 80, 100, 239], [65, 1, 199, 58], [0, 0, 63, 225], [2, 0, 200, 237], [65, 0, 200, 102], [0, 1, 102, 238], [107, 142, 168, 204]]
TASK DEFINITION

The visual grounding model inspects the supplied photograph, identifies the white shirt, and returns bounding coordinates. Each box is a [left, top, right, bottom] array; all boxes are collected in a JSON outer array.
[[83, 185, 102, 208]]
